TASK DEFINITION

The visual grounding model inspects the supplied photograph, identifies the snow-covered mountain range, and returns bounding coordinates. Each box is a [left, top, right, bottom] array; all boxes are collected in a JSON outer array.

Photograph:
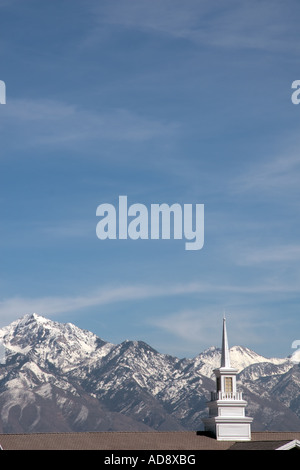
[[0, 313, 299, 433]]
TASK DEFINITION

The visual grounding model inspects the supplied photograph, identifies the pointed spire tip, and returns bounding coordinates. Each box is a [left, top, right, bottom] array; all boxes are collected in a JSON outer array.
[[221, 315, 231, 368]]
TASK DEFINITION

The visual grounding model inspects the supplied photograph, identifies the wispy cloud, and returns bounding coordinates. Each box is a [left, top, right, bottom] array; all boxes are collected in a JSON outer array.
[[235, 243, 300, 266], [234, 153, 300, 195], [148, 307, 278, 355], [91, 0, 300, 53], [150, 308, 216, 345], [0, 98, 178, 148], [0, 278, 299, 327], [39, 220, 93, 239]]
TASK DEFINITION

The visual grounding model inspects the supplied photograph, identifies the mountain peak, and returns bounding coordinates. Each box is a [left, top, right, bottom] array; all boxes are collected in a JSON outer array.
[[20, 312, 49, 324], [193, 344, 288, 378], [0, 313, 114, 372]]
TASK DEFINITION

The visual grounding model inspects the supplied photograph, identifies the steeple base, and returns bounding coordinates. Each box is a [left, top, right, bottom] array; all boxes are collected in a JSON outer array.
[[202, 416, 253, 441]]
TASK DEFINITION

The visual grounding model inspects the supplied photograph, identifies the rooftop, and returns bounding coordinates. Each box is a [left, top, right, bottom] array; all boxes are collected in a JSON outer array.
[[1, 431, 300, 450]]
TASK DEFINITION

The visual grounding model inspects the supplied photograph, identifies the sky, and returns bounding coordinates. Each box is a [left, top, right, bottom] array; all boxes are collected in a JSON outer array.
[[0, 0, 300, 359]]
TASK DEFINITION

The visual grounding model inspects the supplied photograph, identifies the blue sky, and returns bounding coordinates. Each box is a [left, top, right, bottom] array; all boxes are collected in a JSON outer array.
[[0, 0, 300, 359]]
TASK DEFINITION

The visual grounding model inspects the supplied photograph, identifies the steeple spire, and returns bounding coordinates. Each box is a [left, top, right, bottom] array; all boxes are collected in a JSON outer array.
[[221, 316, 231, 368]]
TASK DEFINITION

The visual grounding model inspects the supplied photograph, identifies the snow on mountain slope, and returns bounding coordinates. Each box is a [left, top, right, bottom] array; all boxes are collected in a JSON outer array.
[[0, 313, 114, 372], [194, 345, 290, 379], [0, 313, 299, 433]]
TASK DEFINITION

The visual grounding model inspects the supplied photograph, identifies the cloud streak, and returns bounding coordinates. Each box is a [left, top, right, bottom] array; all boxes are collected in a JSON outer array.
[[234, 152, 300, 195], [0, 98, 179, 149], [92, 0, 300, 53], [150, 308, 260, 349], [0, 278, 299, 327], [235, 243, 300, 265]]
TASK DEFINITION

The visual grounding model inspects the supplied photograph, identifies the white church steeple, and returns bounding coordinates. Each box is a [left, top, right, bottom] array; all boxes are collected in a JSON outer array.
[[202, 316, 253, 441]]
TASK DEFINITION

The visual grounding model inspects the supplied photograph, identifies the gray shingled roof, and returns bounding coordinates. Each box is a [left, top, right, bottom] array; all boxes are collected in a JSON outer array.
[[1, 431, 300, 450]]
